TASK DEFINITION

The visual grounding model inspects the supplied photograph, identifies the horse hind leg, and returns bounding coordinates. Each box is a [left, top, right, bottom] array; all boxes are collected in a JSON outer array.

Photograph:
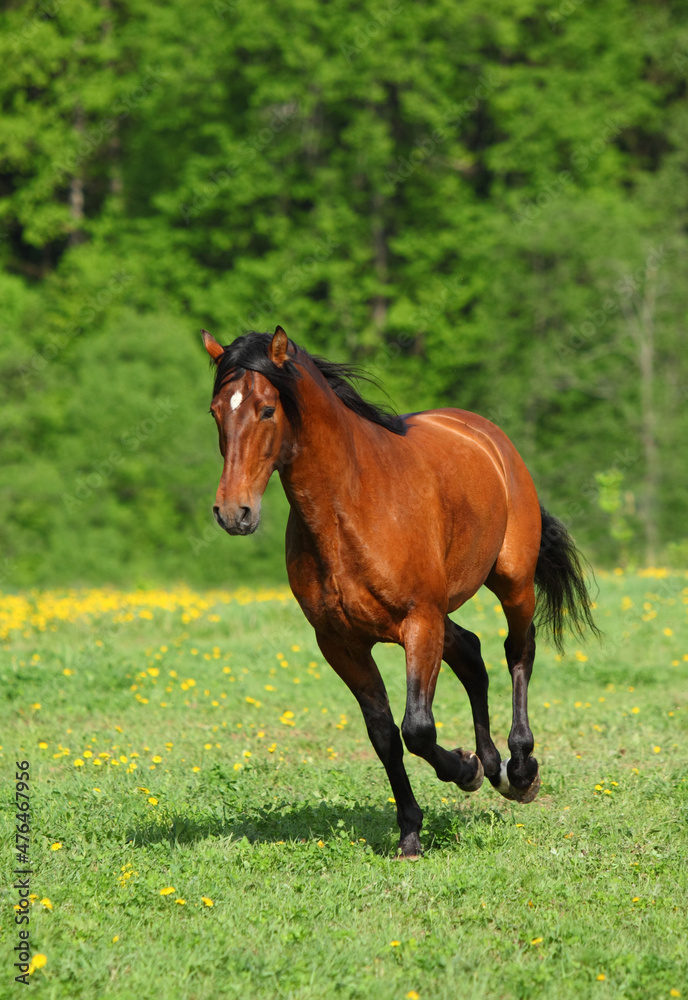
[[487, 575, 541, 804]]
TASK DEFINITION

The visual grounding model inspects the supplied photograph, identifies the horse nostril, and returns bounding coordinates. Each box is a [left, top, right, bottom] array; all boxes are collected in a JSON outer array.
[[238, 505, 251, 527], [213, 505, 224, 527]]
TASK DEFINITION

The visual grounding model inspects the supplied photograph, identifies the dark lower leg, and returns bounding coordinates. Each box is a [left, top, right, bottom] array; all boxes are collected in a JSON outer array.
[[357, 692, 423, 856], [316, 633, 423, 856], [443, 619, 501, 783], [401, 618, 484, 792], [505, 626, 538, 791]]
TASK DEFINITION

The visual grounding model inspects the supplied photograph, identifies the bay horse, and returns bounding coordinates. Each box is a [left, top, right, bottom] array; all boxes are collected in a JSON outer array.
[[202, 326, 597, 858]]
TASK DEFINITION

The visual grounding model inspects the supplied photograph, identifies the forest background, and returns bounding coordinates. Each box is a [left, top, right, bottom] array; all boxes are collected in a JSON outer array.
[[2, 0, 687, 589]]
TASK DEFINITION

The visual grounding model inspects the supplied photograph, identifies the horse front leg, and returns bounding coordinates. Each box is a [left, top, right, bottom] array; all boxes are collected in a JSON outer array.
[[443, 617, 502, 786], [400, 615, 484, 793], [315, 633, 424, 858]]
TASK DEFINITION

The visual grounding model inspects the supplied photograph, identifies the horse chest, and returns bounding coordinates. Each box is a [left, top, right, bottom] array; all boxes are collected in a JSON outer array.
[[287, 548, 402, 642]]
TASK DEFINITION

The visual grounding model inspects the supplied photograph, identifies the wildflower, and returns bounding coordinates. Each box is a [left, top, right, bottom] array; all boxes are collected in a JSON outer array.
[[112, 935, 119, 942], [152, 755, 162, 763], [407, 993, 420, 999], [38, 741, 48, 749], [28, 954, 47, 974], [175, 898, 185, 905], [202, 896, 214, 907], [39, 898, 53, 910], [390, 940, 400, 947], [50, 843, 62, 851], [597, 973, 606, 981], [653, 746, 661, 753], [531, 937, 543, 945], [73, 759, 84, 767], [148, 797, 158, 805], [160, 887, 176, 896]]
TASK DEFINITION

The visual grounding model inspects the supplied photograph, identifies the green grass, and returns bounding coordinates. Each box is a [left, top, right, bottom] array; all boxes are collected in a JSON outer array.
[[1, 572, 687, 1000]]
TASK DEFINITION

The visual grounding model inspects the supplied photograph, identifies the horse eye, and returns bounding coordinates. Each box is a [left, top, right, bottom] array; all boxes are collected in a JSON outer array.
[[261, 406, 276, 420]]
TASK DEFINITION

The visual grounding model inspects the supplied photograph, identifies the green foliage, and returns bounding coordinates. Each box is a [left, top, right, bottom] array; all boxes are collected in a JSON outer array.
[[1, 0, 687, 586], [594, 469, 636, 564]]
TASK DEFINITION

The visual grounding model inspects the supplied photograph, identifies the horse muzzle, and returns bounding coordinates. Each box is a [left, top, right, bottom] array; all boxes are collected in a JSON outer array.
[[213, 502, 260, 536]]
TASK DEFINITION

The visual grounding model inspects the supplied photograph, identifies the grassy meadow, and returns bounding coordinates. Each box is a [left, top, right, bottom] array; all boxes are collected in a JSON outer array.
[[1, 570, 687, 1000]]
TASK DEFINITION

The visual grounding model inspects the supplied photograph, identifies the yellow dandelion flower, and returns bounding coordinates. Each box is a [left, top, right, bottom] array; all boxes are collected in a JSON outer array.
[[631, 707, 640, 714], [597, 973, 606, 981], [73, 759, 84, 767], [202, 896, 214, 907], [670, 990, 681, 997], [663, 628, 673, 636], [407, 993, 420, 1000], [28, 954, 47, 974], [653, 746, 661, 753], [192, 766, 200, 773], [531, 937, 543, 945], [50, 842, 62, 851], [148, 797, 158, 805], [160, 887, 176, 896], [112, 935, 119, 943], [152, 755, 162, 763], [38, 741, 48, 749], [175, 898, 185, 905], [39, 898, 53, 910], [390, 940, 401, 947]]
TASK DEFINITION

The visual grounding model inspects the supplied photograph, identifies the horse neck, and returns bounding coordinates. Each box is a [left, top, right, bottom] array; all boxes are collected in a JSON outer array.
[[278, 363, 376, 531]]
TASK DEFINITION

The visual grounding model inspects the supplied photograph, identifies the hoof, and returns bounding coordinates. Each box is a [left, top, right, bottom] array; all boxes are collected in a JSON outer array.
[[397, 832, 423, 860], [452, 749, 484, 793], [495, 758, 541, 803]]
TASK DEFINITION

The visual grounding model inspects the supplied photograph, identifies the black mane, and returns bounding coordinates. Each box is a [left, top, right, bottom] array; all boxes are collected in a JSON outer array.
[[211, 332, 407, 435]]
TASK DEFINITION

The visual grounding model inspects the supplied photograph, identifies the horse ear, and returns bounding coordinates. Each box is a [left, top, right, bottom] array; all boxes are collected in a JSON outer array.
[[269, 325, 289, 366], [202, 329, 224, 363]]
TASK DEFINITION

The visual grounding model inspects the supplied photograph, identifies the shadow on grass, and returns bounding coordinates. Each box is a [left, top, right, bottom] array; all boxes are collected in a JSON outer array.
[[125, 798, 509, 856]]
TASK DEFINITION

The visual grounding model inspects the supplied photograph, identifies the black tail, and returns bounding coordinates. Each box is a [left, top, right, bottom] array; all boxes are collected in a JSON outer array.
[[534, 506, 600, 653]]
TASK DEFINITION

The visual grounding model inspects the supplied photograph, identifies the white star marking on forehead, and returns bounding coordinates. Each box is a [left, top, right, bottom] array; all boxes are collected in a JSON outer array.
[[230, 390, 243, 411]]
